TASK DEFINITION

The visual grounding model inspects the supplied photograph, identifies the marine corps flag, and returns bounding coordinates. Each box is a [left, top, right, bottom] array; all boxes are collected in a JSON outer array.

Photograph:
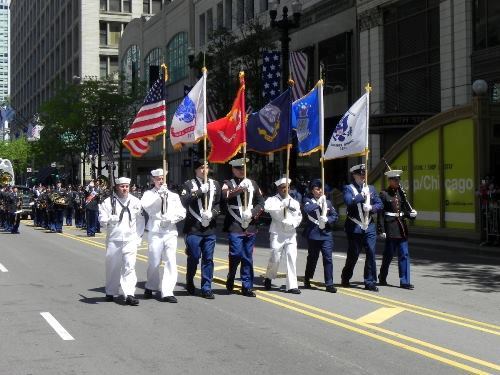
[[247, 89, 291, 154], [207, 72, 246, 163]]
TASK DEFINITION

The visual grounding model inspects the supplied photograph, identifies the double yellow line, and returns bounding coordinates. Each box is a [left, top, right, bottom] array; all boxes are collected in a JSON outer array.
[[58, 231, 500, 374]]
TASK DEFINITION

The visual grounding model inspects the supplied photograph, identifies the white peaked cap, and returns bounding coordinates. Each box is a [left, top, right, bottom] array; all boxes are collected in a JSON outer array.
[[151, 168, 165, 177], [115, 177, 131, 185], [229, 158, 249, 167], [384, 170, 403, 178], [350, 163, 366, 173], [274, 177, 292, 186]]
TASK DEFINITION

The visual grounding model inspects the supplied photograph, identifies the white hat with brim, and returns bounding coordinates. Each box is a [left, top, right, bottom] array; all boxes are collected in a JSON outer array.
[[151, 168, 165, 177], [385, 170, 403, 178], [274, 177, 292, 187], [229, 158, 249, 167], [350, 164, 366, 173], [115, 177, 131, 185]]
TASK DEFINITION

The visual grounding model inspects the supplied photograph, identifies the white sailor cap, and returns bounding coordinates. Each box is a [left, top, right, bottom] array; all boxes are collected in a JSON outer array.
[[229, 158, 249, 167], [350, 164, 366, 173], [151, 168, 165, 177], [115, 177, 131, 185], [274, 177, 291, 187], [384, 170, 403, 179]]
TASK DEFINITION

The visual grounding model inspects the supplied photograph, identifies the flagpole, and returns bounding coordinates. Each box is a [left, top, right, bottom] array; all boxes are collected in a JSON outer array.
[[202, 67, 208, 210], [161, 64, 169, 183], [319, 80, 326, 216], [284, 81, 294, 219], [240, 71, 248, 211], [364, 82, 372, 227]]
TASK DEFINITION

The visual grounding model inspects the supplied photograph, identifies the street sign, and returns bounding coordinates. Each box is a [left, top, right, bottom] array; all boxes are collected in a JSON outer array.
[[26, 167, 32, 172]]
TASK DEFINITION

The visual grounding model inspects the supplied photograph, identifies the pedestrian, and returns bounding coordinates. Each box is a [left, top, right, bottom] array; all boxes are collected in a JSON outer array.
[[222, 157, 265, 297], [263, 177, 303, 294], [302, 179, 338, 293], [180, 160, 221, 299], [378, 169, 417, 289], [99, 177, 144, 305], [141, 168, 186, 303], [340, 164, 383, 292]]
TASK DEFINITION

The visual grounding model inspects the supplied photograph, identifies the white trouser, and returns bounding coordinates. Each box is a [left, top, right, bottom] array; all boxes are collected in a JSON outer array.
[[146, 231, 178, 297], [105, 240, 138, 297], [265, 232, 298, 290]]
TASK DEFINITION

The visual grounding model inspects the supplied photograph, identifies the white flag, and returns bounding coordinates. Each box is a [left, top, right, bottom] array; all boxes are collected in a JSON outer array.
[[324, 93, 368, 160], [170, 71, 206, 149]]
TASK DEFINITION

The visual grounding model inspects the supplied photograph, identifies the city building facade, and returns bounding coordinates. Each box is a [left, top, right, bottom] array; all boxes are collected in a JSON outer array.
[[0, 0, 8, 104]]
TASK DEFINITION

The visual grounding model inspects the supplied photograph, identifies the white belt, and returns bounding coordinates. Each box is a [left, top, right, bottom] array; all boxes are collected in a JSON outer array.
[[385, 212, 404, 217], [348, 216, 370, 230]]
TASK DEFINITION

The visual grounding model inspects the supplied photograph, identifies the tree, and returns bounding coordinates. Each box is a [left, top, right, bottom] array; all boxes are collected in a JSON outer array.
[[0, 138, 31, 179]]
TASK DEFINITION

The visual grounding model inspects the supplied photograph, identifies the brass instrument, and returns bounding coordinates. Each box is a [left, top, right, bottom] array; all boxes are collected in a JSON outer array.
[[0, 171, 12, 185], [50, 192, 69, 206], [97, 175, 109, 190]]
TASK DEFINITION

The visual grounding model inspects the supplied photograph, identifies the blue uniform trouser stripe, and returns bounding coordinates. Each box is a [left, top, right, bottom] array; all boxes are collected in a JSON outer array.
[[227, 233, 256, 290], [305, 238, 334, 286], [341, 231, 377, 286], [379, 239, 410, 285], [185, 233, 216, 291]]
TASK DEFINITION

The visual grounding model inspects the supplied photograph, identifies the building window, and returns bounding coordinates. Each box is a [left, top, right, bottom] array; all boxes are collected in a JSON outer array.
[[100, 56, 108, 78], [109, 0, 120, 12], [166, 32, 188, 83], [260, 0, 268, 12], [100, 22, 107, 45], [109, 22, 122, 46], [199, 14, 206, 46], [225, 0, 232, 30], [123, 0, 131, 12], [100, 0, 107, 11], [207, 9, 214, 38], [473, 0, 500, 50], [122, 45, 141, 83], [245, 0, 254, 20], [143, 0, 150, 14], [217, 2, 224, 30], [152, 0, 162, 13], [144, 47, 163, 87], [109, 56, 118, 76], [237, 0, 244, 25]]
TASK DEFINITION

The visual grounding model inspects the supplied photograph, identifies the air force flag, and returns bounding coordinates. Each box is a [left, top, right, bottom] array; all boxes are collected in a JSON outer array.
[[170, 70, 206, 149], [291, 85, 321, 155], [324, 93, 368, 160], [247, 89, 291, 154]]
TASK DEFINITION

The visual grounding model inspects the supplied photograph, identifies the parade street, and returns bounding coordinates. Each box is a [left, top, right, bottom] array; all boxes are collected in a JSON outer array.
[[1, 222, 499, 375]]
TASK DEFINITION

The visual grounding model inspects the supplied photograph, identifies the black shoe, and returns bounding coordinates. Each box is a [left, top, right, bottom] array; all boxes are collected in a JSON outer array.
[[303, 278, 312, 289], [163, 296, 178, 303], [364, 284, 379, 292], [379, 279, 388, 286], [326, 285, 337, 293], [341, 279, 351, 288], [105, 294, 114, 302], [400, 283, 414, 290], [226, 277, 234, 292], [125, 295, 139, 306], [186, 282, 195, 295], [241, 288, 256, 297], [201, 290, 215, 299], [287, 288, 301, 294], [264, 278, 272, 290], [144, 288, 153, 299]]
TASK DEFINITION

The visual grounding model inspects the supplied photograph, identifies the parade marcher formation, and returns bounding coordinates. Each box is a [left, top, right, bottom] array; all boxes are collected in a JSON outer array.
[[7, 155, 420, 306]]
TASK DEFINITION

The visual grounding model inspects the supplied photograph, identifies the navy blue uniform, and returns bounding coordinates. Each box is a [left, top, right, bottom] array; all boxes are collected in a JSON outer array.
[[340, 183, 383, 288]]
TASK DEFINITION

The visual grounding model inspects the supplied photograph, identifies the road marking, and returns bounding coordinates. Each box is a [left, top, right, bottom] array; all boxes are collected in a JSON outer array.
[[357, 307, 405, 324], [214, 265, 229, 271], [40, 312, 75, 341], [0, 263, 8, 272]]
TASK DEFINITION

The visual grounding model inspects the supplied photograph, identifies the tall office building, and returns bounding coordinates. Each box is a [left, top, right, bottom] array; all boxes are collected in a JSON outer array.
[[9, 0, 166, 129], [0, 0, 8, 104]]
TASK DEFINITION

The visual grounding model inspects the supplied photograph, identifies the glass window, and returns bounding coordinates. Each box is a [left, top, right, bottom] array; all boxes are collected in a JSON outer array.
[[100, 0, 107, 11], [245, 0, 254, 20], [199, 14, 206, 46], [123, 0, 132, 12], [100, 56, 107, 78], [109, 22, 122, 46], [237, 0, 244, 25], [109, 56, 119, 75], [260, 0, 268, 12], [166, 32, 188, 83], [207, 9, 214, 38], [152, 0, 162, 14], [217, 2, 224, 29], [121, 45, 141, 83], [109, 0, 120, 12], [144, 47, 163, 86], [99, 22, 107, 46], [143, 0, 150, 14]]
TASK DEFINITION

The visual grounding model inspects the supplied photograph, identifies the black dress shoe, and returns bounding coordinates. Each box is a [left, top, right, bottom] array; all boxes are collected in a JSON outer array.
[[378, 279, 388, 286], [144, 288, 153, 299], [186, 283, 195, 295], [364, 284, 379, 292], [241, 288, 256, 297], [325, 285, 337, 293], [400, 283, 414, 290], [226, 277, 234, 292], [163, 296, 178, 303], [287, 288, 301, 294], [303, 278, 312, 289], [341, 280, 351, 288], [125, 295, 139, 306], [201, 290, 215, 299], [264, 278, 272, 290], [105, 294, 114, 302]]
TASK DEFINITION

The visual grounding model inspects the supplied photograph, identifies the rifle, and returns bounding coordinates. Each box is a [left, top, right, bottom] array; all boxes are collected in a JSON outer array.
[[381, 157, 414, 212]]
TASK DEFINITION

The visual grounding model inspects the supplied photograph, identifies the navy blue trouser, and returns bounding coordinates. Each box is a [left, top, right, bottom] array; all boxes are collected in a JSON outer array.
[[185, 233, 216, 292], [341, 231, 377, 286], [86, 209, 98, 236], [10, 213, 20, 233], [227, 232, 256, 290], [379, 239, 411, 285], [65, 207, 73, 225], [305, 238, 334, 286], [54, 209, 64, 232]]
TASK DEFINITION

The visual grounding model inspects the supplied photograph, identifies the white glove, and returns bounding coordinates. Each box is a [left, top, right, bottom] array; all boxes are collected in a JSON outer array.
[[109, 214, 120, 224], [317, 195, 326, 206], [158, 184, 168, 195], [201, 209, 213, 221], [318, 215, 327, 230], [409, 209, 418, 218], [362, 186, 370, 197], [239, 178, 252, 190], [241, 209, 253, 222], [200, 183, 210, 194], [363, 204, 372, 213], [280, 197, 290, 209], [379, 232, 387, 239], [201, 217, 211, 227]]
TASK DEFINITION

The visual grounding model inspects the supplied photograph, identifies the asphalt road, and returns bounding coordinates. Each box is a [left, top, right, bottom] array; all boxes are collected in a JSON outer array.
[[1, 222, 499, 375]]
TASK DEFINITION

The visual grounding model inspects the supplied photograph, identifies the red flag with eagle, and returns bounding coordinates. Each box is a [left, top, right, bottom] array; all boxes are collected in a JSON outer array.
[[207, 72, 246, 163]]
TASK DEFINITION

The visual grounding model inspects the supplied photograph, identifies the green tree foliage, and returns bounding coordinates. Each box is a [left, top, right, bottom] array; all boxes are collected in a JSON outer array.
[[0, 138, 31, 177]]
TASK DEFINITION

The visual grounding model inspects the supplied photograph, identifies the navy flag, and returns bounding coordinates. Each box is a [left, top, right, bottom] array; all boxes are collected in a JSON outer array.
[[247, 88, 291, 154]]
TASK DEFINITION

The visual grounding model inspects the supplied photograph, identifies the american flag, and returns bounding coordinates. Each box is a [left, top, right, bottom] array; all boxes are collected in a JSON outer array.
[[262, 51, 281, 101], [88, 126, 99, 157], [290, 51, 309, 101], [102, 126, 114, 162], [122, 78, 166, 157]]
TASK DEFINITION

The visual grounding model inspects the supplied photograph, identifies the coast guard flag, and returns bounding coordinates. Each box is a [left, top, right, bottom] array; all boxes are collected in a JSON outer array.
[[247, 89, 291, 154], [291, 85, 321, 155], [324, 93, 368, 160], [170, 70, 206, 149]]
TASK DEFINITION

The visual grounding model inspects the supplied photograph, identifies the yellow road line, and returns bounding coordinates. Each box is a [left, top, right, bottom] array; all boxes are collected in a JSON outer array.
[[213, 265, 229, 271], [357, 307, 406, 324]]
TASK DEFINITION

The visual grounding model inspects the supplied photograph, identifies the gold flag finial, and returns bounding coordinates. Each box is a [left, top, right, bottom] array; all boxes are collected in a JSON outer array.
[[161, 64, 169, 82], [365, 83, 372, 93]]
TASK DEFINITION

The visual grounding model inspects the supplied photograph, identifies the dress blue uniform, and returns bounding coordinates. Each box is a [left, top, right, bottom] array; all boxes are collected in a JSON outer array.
[[85, 183, 101, 237], [302, 180, 338, 291], [340, 164, 383, 291]]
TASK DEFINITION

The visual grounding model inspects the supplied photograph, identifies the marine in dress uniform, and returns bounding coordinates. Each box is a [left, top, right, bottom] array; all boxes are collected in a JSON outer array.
[[378, 170, 418, 289], [340, 164, 383, 291], [302, 179, 339, 293], [141, 168, 186, 303], [180, 160, 221, 299], [99, 177, 145, 306], [222, 157, 265, 297], [263, 177, 303, 294]]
